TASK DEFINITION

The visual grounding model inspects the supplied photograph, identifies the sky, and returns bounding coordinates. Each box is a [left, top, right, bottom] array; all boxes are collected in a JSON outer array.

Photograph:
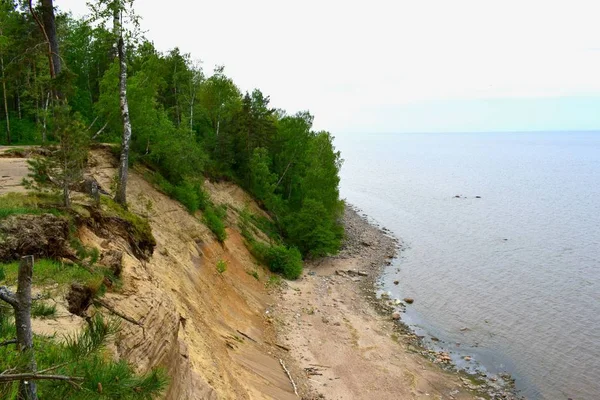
[[57, 0, 600, 134]]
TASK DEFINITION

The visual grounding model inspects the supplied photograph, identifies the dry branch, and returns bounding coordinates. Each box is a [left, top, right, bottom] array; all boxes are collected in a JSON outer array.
[[279, 359, 299, 397], [0, 373, 83, 383]]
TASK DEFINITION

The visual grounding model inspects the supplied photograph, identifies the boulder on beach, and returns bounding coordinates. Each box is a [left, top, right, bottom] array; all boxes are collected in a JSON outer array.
[[391, 312, 401, 320], [403, 298, 414, 304]]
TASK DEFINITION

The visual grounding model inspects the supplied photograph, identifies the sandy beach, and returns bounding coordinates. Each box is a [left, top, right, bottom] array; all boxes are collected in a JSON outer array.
[[270, 205, 491, 400]]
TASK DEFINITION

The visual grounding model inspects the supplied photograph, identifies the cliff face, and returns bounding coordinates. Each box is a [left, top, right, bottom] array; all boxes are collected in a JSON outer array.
[[78, 148, 296, 399]]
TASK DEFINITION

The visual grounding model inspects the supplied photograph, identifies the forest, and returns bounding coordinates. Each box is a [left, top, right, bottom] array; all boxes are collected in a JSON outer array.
[[0, 0, 344, 259]]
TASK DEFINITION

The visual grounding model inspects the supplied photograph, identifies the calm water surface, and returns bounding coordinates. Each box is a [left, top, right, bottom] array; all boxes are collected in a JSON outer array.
[[335, 132, 600, 400]]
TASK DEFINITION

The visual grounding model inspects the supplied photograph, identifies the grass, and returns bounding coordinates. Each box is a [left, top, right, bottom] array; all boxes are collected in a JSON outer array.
[[0, 192, 64, 220], [100, 196, 156, 251], [32, 302, 57, 318], [216, 259, 227, 274], [246, 269, 260, 280], [266, 275, 282, 289], [0, 259, 98, 288]]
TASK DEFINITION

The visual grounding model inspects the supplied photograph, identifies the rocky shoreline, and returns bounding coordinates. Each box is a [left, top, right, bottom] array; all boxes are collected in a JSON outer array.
[[342, 204, 523, 400]]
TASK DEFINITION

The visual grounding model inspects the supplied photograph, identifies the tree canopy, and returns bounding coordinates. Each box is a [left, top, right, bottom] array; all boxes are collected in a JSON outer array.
[[0, 0, 344, 257]]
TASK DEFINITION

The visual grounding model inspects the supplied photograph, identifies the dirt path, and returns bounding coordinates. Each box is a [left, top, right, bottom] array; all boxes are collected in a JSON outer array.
[[274, 207, 477, 400]]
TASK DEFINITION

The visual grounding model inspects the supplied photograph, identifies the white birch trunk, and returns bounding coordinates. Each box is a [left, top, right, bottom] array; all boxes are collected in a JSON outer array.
[[114, 6, 132, 206]]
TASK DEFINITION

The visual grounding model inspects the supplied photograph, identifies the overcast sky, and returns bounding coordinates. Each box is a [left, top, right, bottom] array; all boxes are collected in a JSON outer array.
[[57, 0, 600, 134]]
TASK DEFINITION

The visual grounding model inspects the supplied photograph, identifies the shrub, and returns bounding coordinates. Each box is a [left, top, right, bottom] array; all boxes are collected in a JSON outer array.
[[203, 205, 227, 242], [216, 259, 227, 274], [265, 245, 303, 280]]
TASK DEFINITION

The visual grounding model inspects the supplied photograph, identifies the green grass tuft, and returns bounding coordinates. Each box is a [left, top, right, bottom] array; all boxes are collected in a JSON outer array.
[[32, 302, 57, 318], [0, 193, 64, 220], [216, 259, 227, 274]]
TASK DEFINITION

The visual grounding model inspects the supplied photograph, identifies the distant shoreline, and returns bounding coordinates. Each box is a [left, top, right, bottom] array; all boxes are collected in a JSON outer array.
[[342, 203, 522, 399]]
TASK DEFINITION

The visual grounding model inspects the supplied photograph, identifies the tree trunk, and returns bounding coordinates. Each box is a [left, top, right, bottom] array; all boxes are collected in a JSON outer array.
[[0, 256, 38, 400], [42, 92, 50, 143], [0, 50, 10, 144], [16, 88, 21, 120], [114, 6, 132, 206], [189, 92, 194, 132], [40, 0, 61, 78]]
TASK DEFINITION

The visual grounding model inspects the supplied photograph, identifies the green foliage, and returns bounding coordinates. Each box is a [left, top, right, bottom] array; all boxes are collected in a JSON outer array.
[[241, 228, 303, 280], [100, 196, 156, 251], [284, 198, 343, 258], [264, 245, 303, 280], [265, 275, 282, 289], [0, 314, 168, 399], [0, 193, 64, 219], [216, 259, 227, 274], [31, 302, 57, 318], [1, 0, 344, 257], [203, 204, 227, 242], [247, 269, 260, 280], [0, 259, 96, 288]]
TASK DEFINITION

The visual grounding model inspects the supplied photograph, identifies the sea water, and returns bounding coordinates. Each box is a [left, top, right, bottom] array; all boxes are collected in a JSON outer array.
[[335, 131, 600, 400]]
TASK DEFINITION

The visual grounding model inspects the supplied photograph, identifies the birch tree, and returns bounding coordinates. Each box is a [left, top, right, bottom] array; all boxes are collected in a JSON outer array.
[[112, 0, 133, 206]]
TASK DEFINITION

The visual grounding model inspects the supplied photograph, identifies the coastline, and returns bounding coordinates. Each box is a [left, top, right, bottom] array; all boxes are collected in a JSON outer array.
[[273, 204, 511, 399]]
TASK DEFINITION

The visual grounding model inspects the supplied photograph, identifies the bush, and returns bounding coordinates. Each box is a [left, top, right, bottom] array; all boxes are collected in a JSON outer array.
[[203, 205, 227, 242], [265, 245, 303, 280], [216, 259, 227, 274]]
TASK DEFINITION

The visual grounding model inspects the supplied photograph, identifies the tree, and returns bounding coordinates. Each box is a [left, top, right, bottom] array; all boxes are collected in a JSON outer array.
[[0, 257, 167, 399], [112, 0, 133, 206], [0, 24, 10, 144], [0, 256, 38, 399]]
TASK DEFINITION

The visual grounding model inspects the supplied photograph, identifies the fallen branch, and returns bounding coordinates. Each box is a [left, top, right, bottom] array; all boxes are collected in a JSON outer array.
[[308, 363, 331, 369], [0, 373, 84, 383], [94, 299, 144, 337], [0, 339, 17, 347], [279, 359, 299, 397], [267, 341, 290, 351], [236, 330, 257, 343], [91, 121, 109, 140]]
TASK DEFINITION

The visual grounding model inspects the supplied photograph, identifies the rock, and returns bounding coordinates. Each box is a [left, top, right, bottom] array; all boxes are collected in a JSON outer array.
[[357, 271, 368, 277], [391, 312, 401, 320], [475, 195, 482, 199], [393, 280, 399, 285], [321, 316, 330, 324], [454, 195, 461, 198], [464, 356, 472, 361], [361, 240, 372, 247], [431, 336, 439, 342], [403, 298, 414, 304]]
